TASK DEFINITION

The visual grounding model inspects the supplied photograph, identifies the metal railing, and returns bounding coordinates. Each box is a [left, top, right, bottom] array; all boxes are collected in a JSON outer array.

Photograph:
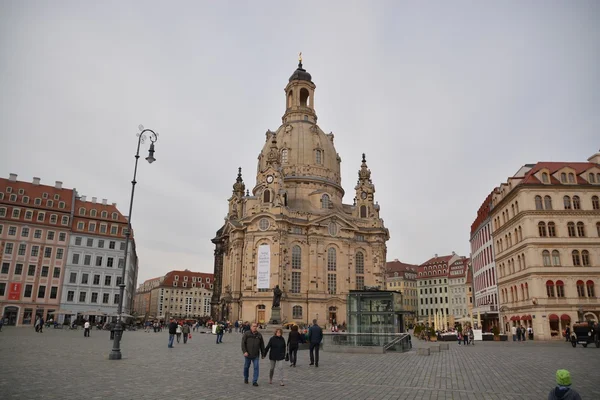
[[323, 332, 412, 352]]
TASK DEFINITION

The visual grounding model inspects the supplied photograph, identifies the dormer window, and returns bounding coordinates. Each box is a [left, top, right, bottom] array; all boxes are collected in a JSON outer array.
[[541, 172, 549, 183], [22, 196, 29, 204], [90, 209, 97, 217], [321, 194, 330, 209], [42, 192, 48, 199], [560, 173, 567, 183], [589, 173, 596, 184], [79, 207, 86, 216], [101, 211, 108, 218], [568, 173, 575, 183], [112, 212, 118, 220]]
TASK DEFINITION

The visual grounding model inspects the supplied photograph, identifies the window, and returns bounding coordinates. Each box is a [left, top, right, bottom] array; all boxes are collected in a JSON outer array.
[[292, 246, 301, 269], [91, 292, 98, 303], [560, 173, 567, 183], [81, 273, 89, 284], [0, 207, 5, 217], [67, 291, 75, 301], [59, 232, 66, 242], [4, 243, 14, 255], [30, 245, 39, 257], [114, 293, 120, 304], [582, 250, 590, 266], [548, 222, 556, 237], [100, 224, 107, 234], [564, 196, 571, 210], [96, 256, 103, 266], [61, 216, 69, 225], [98, 240, 104, 248], [321, 194, 330, 209], [104, 276, 112, 286], [1, 263, 9, 274], [0, 282, 5, 296], [112, 212, 118, 220], [541, 172, 549, 183], [79, 207, 85, 216], [59, 201, 65, 209], [577, 280, 586, 297], [50, 286, 58, 299], [53, 267, 60, 278], [18, 244, 26, 256], [356, 276, 365, 290], [8, 226, 17, 236], [102, 293, 109, 304], [327, 273, 337, 294], [86, 238, 93, 247], [281, 148, 288, 164], [79, 292, 87, 302], [259, 218, 270, 230], [72, 253, 80, 264], [572, 196, 581, 210], [40, 266, 48, 277], [538, 222, 547, 237], [120, 242, 125, 250], [25, 211, 32, 220], [263, 190, 270, 203], [292, 305, 302, 319], [12, 208, 20, 218], [107, 257, 114, 267], [37, 285, 46, 299], [552, 250, 561, 266], [593, 196, 600, 210], [118, 259, 124, 268], [568, 173, 575, 183], [355, 251, 364, 274], [572, 250, 581, 266], [542, 250, 551, 266], [535, 196, 543, 210], [327, 248, 336, 271], [577, 222, 585, 237], [101, 211, 108, 218], [15, 264, 23, 275], [84, 255, 91, 266], [28, 265, 36, 276], [75, 237, 82, 246], [360, 205, 367, 218], [111, 226, 118, 235], [315, 149, 322, 164], [44, 247, 52, 258], [56, 249, 63, 260], [587, 280, 595, 297], [90, 209, 97, 217], [556, 280, 565, 297], [116, 276, 123, 286], [34, 229, 41, 238], [24, 284, 32, 297], [567, 222, 576, 237], [546, 280, 555, 297], [34, 198, 41, 206], [291, 271, 301, 293], [88, 223, 96, 232], [69, 272, 77, 283], [544, 196, 552, 210], [109, 241, 116, 249], [37, 212, 45, 222], [50, 214, 57, 224]]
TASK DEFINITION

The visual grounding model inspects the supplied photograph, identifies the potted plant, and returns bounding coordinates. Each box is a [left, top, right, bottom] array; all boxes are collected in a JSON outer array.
[[429, 327, 437, 341], [492, 326, 500, 341]]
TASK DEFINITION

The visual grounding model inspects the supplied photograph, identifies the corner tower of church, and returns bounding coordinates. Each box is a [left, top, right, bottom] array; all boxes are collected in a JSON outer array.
[[212, 58, 389, 326]]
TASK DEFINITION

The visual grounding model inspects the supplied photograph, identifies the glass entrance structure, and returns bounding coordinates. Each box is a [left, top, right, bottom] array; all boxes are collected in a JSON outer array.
[[347, 290, 406, 333]]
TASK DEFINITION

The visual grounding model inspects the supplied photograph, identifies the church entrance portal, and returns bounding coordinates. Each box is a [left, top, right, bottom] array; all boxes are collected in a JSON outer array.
[[257, 304, 266, 324], [329, 306, 337, 325]]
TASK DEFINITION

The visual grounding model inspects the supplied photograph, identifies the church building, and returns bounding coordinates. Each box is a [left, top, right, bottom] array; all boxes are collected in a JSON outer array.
[[211, 57, 389, 327]]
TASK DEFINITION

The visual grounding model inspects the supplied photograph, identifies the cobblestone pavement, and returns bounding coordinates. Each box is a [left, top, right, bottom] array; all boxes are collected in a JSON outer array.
[[1, 327, 599, 399]]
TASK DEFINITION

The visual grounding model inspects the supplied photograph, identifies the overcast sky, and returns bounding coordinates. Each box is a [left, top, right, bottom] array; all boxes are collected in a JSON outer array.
[[1, 1, 598, 285]]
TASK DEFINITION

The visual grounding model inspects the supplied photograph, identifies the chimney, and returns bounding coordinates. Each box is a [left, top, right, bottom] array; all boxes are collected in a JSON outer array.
[[32, 177, 41, 185], [8, 173, 17, 182], [452, 251, 456, 256], [81, 195, 87, 202], [102, 199, 107, 205], [92, 197, 97, 204], [112, 202, 117, 207], [588, 150, 600, 165], [394, 258, 399, 262], [434, 253, 438, 258], [55, 181, 63, 189]]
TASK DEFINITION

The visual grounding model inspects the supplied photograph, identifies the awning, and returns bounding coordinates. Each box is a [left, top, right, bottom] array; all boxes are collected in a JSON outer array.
[[510, 316, 520, 321], [521, 315, 532, 321], [560, 314, 571, 321], [548, 314, 559, 321]]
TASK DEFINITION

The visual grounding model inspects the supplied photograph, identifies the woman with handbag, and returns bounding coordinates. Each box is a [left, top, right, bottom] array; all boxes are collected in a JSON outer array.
[[263, 328, 287, 386], [287, 325, 301, 367]]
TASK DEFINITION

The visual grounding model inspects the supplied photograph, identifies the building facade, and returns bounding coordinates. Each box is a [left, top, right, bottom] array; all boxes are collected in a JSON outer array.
[[385, 260, 418, 325], [470, 191, 499, 331], [147, 270, 213, 320], [134, 276, 161, 317], [492, 152, 600, 339], [60, 196, 138, 321], [0, 174, 74, 326], [211, 60, 389, 327], [448, 257, 471, 321]]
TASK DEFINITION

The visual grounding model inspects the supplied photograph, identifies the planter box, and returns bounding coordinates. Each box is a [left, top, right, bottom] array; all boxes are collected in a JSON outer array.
[[482, 334, 494, 341], [498, 334, 508, 341]]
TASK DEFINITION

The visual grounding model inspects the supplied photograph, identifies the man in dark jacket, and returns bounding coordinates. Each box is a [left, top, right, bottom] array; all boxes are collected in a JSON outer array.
[[308, 319, 323, 367], [168, 318, 177, 348], [241, 322, 265, 386]]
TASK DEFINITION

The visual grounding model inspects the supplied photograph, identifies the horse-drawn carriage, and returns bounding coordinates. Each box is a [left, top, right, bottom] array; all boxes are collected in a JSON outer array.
[[570, 321, 599, 348]]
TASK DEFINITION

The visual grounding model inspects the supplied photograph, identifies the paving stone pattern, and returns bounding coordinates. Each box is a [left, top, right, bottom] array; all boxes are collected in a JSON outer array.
[[1, 327, 599, 399]]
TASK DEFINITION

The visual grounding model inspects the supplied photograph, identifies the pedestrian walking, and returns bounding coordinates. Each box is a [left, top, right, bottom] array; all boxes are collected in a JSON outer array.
[[548, 369, 582, 400], [468, 328, 474, 345], [38, 317, 44, 333], [168, 318, 177, 348], [84, 320, 90, 337], [264, 328, 286, 386], [242, 322, 265, 386], [34, 317, 40, 332], [287, 325, 301, 367], [216, 323, 224, 344], [176, 323, 182, 343], [182, 323, 190, 344], [511, 325, 517, 341], [308, 319, 323, 367]]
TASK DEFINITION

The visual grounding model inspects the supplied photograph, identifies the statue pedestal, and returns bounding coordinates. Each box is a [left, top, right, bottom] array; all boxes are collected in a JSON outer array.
[[269, 307, 282, 325]]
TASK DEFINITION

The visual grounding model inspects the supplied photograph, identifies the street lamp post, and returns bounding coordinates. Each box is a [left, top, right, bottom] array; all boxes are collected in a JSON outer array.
[[109, 125, 158, 360]]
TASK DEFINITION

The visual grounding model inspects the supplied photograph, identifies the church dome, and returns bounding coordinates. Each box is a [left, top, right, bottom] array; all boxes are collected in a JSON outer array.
[[288, 63, 312, 83]]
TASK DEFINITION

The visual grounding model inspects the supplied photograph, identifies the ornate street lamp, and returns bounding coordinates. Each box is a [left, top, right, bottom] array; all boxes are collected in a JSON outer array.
[[109, 125, 159, 360]]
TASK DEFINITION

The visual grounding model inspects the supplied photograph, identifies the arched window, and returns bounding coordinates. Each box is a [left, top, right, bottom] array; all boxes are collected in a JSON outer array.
[[79, 207, 86, 215], [538, 222, 547, 237], [568, 173, 575, 183], [522, 253, 526, 269], [550, 250, 560, 266], [508, 232, 512, 246], [560, 173, 567, 183], [572, 250, 581, 266], [517, 255, 522, 270], [263, 190, 271, 203], [511, 204, 515, 216], [597, 222, 600, 237], [542, 172, 549, 183], [590, 173, 597, 183], [321, 194, 330, 209], [360, 205, 367, 218], [287, 90, 293, 108], [315, 149, 323, 164], [542, 250, 551, 266], [514, 228, 518, 243], [563, 196, 572, 210], [593, 196, 600, 210], [281, 149, 288, 164], [355, 251, 364, 274], [525, 282, 529, 299], [555, 280, 565, 298], [586, 280, 595, 297], [518, 226, 523, 241], [581, 250, 590, 266], [567, 222, 576, 237], [534, 196, 543, 210], [521, 284, 525, 301], [515, 201, 519, 214], [292, 245, 302, 269], [112, 212, 118, 220], [572, 196, 581, 210], [510, 287, 514, 302], [101, 211, 108, 218], [546, 280, 555, 297], [577, 222, 585, 237], [327, 248, 337, 271], [548, 222, 556, 237], [90, 209, 97, 217], [292, 305, 303, 319], [544, 196, 552, 210], [576, 280, 585, 297]]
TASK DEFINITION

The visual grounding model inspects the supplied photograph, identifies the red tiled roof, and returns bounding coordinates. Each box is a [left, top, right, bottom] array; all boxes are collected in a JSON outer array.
[[385, 260, 418, 278], [72, 199, 131, 239], [162, 270, 214, 287], [0, 177, 74, 211], [520, 162, 599, 185], [417, 254, 455, 279], [470, 191, 493, 236], [420, 255, 454, 266]]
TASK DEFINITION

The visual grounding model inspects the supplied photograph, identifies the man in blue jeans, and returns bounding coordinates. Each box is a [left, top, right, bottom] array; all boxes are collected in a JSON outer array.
[[308, 319, 323, 367], [168, 318, 177, 348], [241, 322, 265, 386]]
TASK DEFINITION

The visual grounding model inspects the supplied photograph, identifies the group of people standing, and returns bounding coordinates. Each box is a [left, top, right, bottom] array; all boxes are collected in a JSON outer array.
[[457, 328, 475, 345], [167, 319, 192, 347], [511, 325, 531, 341], [241, 319, 323, 386]]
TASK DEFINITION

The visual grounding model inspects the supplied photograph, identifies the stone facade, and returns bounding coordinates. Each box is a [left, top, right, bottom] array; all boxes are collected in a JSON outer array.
[[385, 260, 418, 325], [492, 152, 600, 339], [148, 270, 213, 320], [212, 60, 389, 327]]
